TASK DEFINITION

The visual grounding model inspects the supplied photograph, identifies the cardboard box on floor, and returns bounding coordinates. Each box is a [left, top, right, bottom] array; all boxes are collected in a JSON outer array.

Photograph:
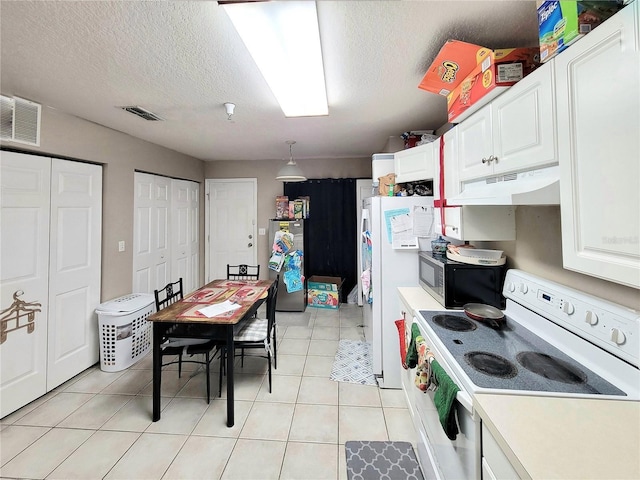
[[418, 40, 540, 123], [307, 276, 343, 309]]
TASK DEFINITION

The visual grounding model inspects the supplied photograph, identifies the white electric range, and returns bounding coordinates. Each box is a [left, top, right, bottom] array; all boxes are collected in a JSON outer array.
[[402, 269, 640, 480]]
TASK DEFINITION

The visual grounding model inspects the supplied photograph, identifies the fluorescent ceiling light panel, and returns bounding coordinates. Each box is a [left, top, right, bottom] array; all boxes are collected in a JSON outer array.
[[223, 1, 328, 117]]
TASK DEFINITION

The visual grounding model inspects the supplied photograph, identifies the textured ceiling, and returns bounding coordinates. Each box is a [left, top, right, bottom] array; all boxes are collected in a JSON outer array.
[[0, 1, 540, 162]]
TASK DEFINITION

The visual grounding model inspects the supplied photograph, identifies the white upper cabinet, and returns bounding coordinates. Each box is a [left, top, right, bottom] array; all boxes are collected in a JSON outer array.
[[435, 128, 516, 241], [457, 105, 493, 181], [394, 141, 437, 183], [557, 2, 640, 288], [457, 62, 558, 182], [492, 62, 557, 175]]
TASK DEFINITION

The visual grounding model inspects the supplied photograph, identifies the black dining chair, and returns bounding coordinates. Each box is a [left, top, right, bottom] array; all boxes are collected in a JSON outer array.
[[154, 278, 222, 403], [227, 264, 260, 281], [220, 277, 278, 394]]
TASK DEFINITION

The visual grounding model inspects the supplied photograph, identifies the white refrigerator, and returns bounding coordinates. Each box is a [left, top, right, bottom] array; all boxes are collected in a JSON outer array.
[[361, 195, 435, 389]]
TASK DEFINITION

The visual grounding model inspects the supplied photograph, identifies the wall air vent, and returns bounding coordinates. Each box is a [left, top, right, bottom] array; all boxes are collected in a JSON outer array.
[[121, 106, 164, 121], [0, 95, 41, 146]]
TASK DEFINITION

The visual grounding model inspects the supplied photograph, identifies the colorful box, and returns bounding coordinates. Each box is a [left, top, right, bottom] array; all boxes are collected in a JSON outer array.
[[418, 40, 493, 96], [537, 1, 625, 63], [276, 195, 289, 219], [446, 47, 541, 123], [307, 276, 343, 309], [419, 40, 540, 123]]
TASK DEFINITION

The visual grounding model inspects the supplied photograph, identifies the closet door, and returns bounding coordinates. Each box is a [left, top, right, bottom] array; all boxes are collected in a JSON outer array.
[[0, 152, 50, 417], [47, 159, 102, 389], [171, 179, 199, 295], [133, 173, 171, 293]]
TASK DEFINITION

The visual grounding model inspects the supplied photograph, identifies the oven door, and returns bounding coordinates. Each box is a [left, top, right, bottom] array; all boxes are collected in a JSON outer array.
[[401, 317, 481, 480]]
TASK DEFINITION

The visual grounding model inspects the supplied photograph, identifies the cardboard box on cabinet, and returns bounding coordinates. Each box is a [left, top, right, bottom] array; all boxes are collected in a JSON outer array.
[[418, 40, 540, 123], [446, 47, 541, 122], [537, 1, 626, 63], [307, 276, 343, 309]]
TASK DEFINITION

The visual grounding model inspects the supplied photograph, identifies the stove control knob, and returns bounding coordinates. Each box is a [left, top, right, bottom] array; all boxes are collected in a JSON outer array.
[[507, 282, 516, 293], [610, 328, 626, 345], [585, 310, 598, 325], [519, 283, 528, 294], [562, 301, 575, 315]]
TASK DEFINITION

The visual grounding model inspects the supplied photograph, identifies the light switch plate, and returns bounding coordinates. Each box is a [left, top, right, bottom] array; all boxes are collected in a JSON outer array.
[[259, 228, 266, 235], [118, 241, 125, 252]]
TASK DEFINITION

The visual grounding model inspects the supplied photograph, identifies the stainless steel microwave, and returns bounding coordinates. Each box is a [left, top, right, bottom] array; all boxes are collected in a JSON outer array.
[[418, 251, 506, 309]]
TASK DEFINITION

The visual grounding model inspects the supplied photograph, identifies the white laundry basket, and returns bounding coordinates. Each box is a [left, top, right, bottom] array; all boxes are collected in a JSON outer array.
[[95, 293, 155, 372]]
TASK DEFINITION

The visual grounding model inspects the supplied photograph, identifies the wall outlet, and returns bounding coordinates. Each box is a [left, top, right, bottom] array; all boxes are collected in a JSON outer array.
[[259, 228, 266, 236], [118, 241, 125, 252]]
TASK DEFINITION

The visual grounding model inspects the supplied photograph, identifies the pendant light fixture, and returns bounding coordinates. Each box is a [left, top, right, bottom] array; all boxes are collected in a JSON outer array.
[[276, 140, 307, 182]]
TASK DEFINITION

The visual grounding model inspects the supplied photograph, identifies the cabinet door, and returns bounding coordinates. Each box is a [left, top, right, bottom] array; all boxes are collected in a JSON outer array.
[[492, 61, 557, 175], [457, 105, 494, 181], [442, 128, 460, 198], [0, 152, 50, 417], [47, 159, 102, 389], [556, 3, 640, 288], [394, 142, 436, 183]]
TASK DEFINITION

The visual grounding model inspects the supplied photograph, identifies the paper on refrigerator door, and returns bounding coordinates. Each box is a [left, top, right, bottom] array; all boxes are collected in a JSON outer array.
[[390, 212, 418, 249], [412, 205, 434, 237]]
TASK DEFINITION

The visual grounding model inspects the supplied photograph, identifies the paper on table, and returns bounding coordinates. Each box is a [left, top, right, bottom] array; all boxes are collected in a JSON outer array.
[[197, 300, 241, 318]]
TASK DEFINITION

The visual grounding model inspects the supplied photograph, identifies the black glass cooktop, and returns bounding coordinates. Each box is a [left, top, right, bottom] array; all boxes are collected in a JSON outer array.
[[418, 310, 626, 396]]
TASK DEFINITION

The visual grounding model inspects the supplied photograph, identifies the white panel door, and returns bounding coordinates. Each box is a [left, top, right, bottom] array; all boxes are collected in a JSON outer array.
[[557, 3, 640, 288], [47, 159, 102, 389], [133, 173, 171, 293], [205, 179, 257, 282], [0, 152, 51, 417], [171, 179, 199, 294]]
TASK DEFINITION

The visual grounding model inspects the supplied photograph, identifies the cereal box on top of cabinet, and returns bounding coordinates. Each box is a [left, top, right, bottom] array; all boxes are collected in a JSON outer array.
[[419, 40, 540, 123]]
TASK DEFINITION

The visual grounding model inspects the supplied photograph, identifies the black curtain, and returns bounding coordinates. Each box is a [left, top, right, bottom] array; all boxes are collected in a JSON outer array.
[[285, 179, 357, 303]]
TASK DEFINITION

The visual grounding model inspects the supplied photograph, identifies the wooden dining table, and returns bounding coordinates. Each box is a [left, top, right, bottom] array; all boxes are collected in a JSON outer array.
[[147, 278, 274, 426]]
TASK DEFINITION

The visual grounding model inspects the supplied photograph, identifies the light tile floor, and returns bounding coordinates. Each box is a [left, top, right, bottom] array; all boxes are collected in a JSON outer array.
[[0, 304, 418, 480]]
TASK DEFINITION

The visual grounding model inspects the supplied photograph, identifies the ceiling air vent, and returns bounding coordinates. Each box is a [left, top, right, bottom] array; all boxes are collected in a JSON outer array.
[[121, 106, 164, 121], [1, 95, 41, 146]]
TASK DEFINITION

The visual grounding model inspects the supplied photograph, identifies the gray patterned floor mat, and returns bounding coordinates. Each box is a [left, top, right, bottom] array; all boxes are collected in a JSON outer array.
[[329, 340, 377, 386], [345, 441, 424, 480]]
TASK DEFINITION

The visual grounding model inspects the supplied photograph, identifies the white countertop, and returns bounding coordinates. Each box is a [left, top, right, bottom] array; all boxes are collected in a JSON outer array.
[[397, 286, 443, 314], [475, 394, 640, 480], [397, 286, 640, 480]]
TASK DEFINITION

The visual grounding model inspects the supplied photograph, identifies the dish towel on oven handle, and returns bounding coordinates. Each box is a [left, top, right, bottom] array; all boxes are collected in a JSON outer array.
[[405, 323, 421, 368], [431, 359, 461, 440], [415, 339, 433, 391]]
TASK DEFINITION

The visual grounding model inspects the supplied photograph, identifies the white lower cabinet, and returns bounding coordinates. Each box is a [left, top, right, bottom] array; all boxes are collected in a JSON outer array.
[[394, 142, 436, 184], [557, 2, 640, 289], [1, 151, 102, 417], [481, 424, 519, 480]]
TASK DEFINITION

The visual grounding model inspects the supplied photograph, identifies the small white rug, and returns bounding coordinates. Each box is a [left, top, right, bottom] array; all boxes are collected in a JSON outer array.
[[330, 340, 377, 386]]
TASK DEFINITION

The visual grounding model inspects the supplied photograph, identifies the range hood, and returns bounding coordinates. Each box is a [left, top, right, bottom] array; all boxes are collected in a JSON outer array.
[[448, 165, 560, 206]]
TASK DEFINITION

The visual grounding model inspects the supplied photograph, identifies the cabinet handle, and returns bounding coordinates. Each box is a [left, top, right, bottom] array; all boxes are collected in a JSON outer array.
[[482, 157, 490, 164], [491, 155, 498, 164]]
